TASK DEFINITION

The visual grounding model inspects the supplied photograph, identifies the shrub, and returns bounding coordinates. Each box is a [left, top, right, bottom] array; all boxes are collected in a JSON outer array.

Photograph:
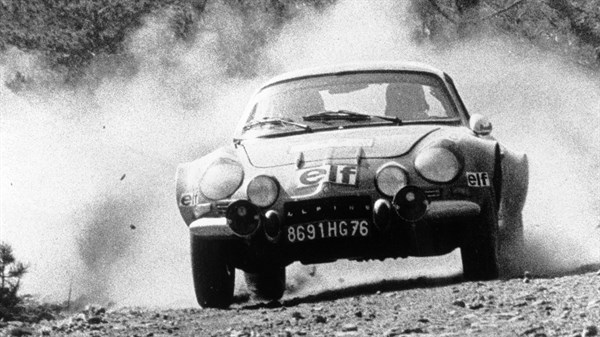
[[0, 242, 28, 319]]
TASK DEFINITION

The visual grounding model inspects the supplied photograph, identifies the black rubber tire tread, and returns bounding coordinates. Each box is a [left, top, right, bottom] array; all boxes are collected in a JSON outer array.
[[190, 235, 235, 308], [498, 217, 525, 278], [461, 202, 500, 281], [244, 267, 286, 301]]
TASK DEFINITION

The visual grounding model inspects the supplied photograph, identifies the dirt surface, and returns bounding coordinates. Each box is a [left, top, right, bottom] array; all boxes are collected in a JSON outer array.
[[2, 270, 598, 337]]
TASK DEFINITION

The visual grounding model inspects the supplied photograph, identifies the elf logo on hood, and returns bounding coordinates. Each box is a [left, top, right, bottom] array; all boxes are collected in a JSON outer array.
[[297, 165, 358, 187]]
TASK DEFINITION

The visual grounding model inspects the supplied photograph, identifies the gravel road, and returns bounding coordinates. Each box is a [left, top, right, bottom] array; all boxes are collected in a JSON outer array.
[[2, 269, 598, 337]]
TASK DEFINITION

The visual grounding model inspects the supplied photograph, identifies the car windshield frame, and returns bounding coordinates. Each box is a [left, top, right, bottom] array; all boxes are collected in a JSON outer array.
[[235, 70, 463, 140]]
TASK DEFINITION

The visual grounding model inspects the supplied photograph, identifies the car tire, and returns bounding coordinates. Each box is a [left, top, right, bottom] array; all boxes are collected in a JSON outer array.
[[244, 267, 286, 301], [190, 235, 235, 308], [498, 213, 526, 278], [460, 203, 499, 281]]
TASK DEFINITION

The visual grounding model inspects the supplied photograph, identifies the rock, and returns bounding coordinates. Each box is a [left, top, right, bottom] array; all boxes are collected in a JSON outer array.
[[522, 326, 543, 335], [341, 323, 358, 332], [38, 326, 52, 336], [417, 318, 430, 323], [354, 310, 363, 318], [85, 304, 106, 316], [469, 303, 484, 310], [291, 312, 304, 320], [9, 327, 34, 336], [314, 315, 327, 324], [583, 325, 598, 337], [87, 316, 103, 324], [452, 300, 466, 308], [403, 328, 425, 334], [230, 330, 249, 337], [335, 332, 360, 337], [74, 313, 86, 321], [384, 328, 402, 337]]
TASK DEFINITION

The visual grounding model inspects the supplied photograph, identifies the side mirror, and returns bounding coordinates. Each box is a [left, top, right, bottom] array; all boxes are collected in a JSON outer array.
[[469, 114, 492, 136]]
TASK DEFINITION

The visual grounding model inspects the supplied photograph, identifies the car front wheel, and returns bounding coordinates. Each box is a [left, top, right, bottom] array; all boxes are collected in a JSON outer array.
[[244, 267, 286, 301], [190, 235, 235, 308], [498, 212, 526, 278], [460, 204, 499, 281]]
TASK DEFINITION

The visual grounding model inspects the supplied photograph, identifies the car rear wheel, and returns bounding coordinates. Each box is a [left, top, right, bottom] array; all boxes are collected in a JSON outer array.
[[460, 204, 499, 281], [244, 267, 286, 301], [190, 235, 235, 308]]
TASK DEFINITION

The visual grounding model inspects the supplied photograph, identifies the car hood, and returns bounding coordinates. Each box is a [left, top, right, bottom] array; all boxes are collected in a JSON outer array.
[[240, 125, 441, 168]]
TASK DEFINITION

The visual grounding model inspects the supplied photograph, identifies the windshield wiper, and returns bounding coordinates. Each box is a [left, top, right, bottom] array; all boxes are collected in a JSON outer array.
[[243, 118, 312, 132], [302, 110, 402, 125]]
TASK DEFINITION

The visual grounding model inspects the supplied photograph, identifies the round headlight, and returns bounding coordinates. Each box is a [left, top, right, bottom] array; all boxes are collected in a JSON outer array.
[[199, 158, 244, 200], [247, 175, 279, 207], [376, 164, 408, 197], [414, 147, 461, 183]]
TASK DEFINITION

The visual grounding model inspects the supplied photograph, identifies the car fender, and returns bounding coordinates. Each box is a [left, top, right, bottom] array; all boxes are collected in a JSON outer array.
[[453, 134, 502, 205], [498, 146, 529, 232], [176, 146, 240, 226]]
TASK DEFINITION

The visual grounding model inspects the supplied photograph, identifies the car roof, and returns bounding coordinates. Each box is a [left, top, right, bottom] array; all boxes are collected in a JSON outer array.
[[261, 61, 447, 89]]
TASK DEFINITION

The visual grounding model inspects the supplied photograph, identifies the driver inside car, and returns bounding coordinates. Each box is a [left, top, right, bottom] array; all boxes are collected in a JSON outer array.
[[385, 83, 430, 120]]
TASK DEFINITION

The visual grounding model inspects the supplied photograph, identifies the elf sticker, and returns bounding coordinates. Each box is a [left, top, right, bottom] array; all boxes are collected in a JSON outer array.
[[297, 165, 358, 187], [466, 172, 490, 187]]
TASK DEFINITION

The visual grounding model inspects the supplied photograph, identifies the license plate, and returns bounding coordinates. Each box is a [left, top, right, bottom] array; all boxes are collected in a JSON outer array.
[[286, 219, 370, 243]]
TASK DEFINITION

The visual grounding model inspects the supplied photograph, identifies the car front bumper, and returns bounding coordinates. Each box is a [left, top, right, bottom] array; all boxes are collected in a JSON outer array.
[[189, 199, 481, 239]]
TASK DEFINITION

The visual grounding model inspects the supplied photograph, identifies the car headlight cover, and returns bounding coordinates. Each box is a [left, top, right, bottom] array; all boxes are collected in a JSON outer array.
[[376, 164, 408, 197], [415, 147, 461, 183], [247, 175, 279, 207], [199, 158, 244, 200]]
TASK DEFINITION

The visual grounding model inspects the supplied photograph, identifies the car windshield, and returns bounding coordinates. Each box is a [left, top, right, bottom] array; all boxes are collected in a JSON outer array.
[[241, 71, 458, 137]]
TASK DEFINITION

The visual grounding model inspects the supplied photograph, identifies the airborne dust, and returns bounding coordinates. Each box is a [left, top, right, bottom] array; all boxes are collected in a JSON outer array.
[[0, 0, 598, 307]]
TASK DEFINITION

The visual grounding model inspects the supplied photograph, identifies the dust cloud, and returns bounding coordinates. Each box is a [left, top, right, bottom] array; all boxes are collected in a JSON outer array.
[[0, 7, 253, 307], [1, 0, 598, 307]]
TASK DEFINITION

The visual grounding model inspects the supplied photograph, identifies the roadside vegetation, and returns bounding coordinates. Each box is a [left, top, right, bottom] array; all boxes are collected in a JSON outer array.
[[1, 0, 598, 85], [0, 242, 60, 323]]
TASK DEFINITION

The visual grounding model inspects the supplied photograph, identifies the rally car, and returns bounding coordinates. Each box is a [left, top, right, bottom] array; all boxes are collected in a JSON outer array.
[[176, 62, 529, 308]]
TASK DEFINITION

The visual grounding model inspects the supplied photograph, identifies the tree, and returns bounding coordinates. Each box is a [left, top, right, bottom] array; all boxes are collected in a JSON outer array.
[[0, 242, 28, 310], [410, 0, 527, 41]]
